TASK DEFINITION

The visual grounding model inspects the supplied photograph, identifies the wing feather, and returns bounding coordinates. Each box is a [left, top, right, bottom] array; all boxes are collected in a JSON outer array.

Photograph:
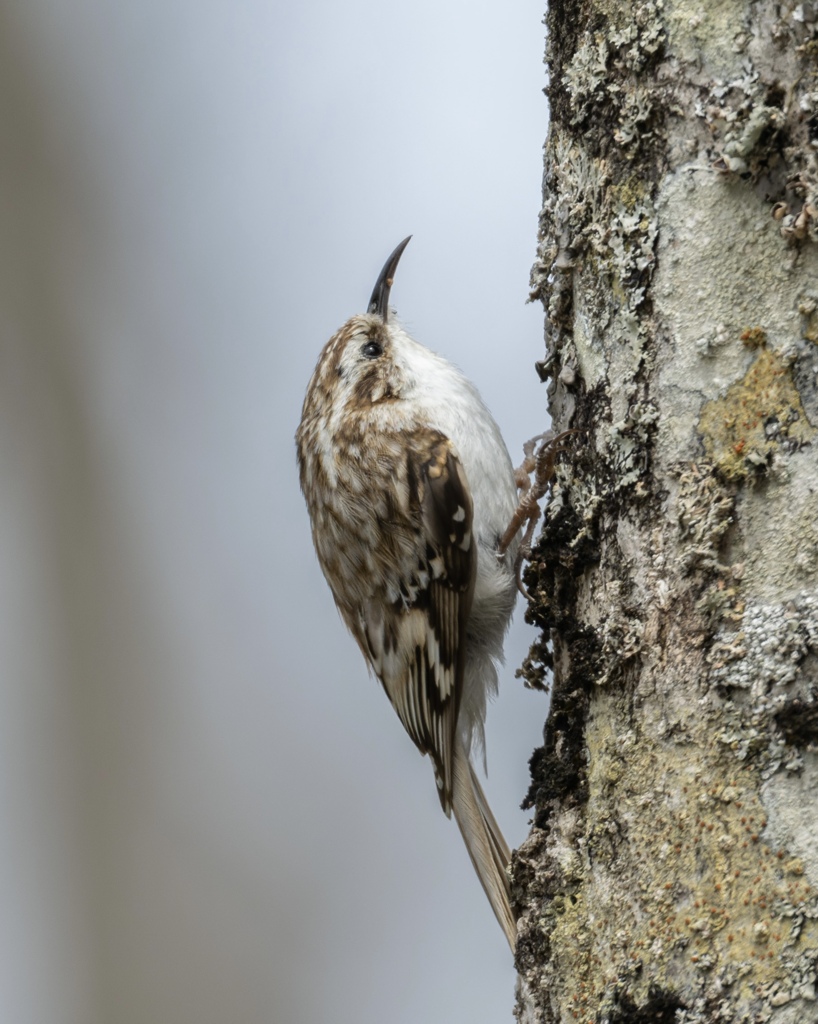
[[360, 434, 475, 813]]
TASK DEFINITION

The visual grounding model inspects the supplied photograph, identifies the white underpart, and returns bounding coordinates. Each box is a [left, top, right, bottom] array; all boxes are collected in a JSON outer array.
[[387, 321, 519, 764]]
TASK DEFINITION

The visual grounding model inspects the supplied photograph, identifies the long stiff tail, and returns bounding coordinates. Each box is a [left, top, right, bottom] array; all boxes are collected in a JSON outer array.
[[451, 738, 516, 951]]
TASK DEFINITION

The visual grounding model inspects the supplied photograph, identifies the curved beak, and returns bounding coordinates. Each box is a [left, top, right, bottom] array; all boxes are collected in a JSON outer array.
[[367, 236, 412, 320]]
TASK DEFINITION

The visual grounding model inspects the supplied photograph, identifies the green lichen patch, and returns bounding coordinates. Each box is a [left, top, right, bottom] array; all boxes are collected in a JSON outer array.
[[532, 0, 669, 407], [670, 3, 818, 245], [519, 588, 818, 1023], [547, 727, 818, 1022], [698, 348, 815, 480], [675, 461, 735, 575], [560, 1, 666, 148]]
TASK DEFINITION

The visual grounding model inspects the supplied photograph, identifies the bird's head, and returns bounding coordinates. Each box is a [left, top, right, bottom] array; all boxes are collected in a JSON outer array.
[[310, 237, 417, 412]]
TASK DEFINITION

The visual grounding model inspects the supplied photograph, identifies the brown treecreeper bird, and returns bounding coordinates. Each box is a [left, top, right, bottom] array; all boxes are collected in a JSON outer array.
[[296, 237, 570, 950]]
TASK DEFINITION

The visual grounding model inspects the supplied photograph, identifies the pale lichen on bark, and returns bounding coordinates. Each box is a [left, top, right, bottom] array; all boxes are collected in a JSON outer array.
[[515, 2, 818, 1022]]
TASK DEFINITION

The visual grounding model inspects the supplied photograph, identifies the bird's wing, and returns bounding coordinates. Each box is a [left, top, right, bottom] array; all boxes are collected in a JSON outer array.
[[360, 433, 475, 814]]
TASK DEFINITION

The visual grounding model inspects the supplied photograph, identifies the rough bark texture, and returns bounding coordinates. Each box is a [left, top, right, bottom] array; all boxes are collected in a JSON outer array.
[[513, 2, 818, 1022]]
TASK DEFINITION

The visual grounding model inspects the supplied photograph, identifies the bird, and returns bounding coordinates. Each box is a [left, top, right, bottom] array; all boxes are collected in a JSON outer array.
[[296, 236, 520, 950]]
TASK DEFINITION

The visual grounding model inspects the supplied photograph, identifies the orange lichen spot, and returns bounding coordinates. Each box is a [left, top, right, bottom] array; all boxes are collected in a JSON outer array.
[[741, 327, 767, 349]]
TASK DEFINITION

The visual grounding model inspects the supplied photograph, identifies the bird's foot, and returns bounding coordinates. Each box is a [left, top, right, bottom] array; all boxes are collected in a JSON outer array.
[[497, 429, 581, 598]]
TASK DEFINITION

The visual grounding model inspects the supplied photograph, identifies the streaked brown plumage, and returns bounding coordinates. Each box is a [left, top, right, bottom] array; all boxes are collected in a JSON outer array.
[[296, 238, 519, 948]]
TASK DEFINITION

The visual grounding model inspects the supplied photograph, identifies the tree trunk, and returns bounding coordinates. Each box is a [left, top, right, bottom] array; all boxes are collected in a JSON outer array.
[[513, 2, 818, 1021]]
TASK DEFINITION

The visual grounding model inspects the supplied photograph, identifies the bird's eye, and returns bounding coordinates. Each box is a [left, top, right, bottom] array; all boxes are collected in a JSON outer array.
[[361, 340, 383, 359]]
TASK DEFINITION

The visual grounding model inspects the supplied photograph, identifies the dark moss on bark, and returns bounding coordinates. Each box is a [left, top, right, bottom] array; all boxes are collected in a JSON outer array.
[[519, 370, 665, 828], [519, 487, 602, 826], [544, 0, 591, 129], [607, 987, 686, 1024], [523, 673, 593, 827], [775, 695, 818, 747]]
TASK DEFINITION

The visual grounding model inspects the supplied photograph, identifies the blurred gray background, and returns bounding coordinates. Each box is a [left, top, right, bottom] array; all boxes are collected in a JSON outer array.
[[0, 1, 552, 1021]]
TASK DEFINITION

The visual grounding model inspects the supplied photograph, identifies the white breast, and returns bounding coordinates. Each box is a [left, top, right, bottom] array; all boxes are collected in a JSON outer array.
[[388, 324, 520, 758], [389, 326, 518, 551]]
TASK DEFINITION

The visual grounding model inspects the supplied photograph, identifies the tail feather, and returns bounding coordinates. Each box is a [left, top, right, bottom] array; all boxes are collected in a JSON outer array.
[[451, 739, 516, 951], [468, 759, 511, 869]]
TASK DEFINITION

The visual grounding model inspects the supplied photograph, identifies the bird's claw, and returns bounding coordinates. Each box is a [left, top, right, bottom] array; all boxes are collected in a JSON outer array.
[[497, 429, 581, 598]]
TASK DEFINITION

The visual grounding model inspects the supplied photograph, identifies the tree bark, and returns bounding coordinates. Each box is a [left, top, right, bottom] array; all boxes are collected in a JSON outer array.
[[513, 2, 818, 1021]]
